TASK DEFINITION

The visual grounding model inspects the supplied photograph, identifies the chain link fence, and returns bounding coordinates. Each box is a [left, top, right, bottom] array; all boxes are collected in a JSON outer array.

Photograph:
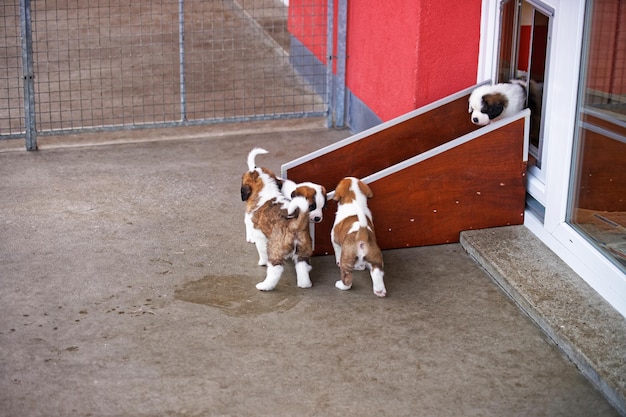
[[1, 0, 328, 148]]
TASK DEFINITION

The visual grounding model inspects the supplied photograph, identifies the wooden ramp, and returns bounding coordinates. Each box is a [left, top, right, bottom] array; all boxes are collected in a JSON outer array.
[[282, 84, 530, 255]]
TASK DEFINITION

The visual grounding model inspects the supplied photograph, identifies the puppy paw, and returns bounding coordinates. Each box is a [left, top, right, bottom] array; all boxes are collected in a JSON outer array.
[[256, 281, 275, 291], [370, 269, 386, 297], [297, 279, 312, 289], [335, 280, 352, 291], [257, 259, 268, 267], [295, 262, 312, 288]]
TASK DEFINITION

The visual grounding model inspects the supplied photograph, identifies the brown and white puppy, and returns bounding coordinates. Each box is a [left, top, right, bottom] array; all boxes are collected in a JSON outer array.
[[241, 148, 314, 291], [331, 177, 386, 297], [468, 80, 526, 125], [244, 158, 326, 242], [279, 178, 327, 224]]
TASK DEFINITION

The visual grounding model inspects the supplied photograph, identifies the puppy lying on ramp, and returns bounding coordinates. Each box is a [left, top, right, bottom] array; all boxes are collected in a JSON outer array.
[[468, 80, 526, 125], [331, 177, 387, 297], [241, 148, 314, 291]]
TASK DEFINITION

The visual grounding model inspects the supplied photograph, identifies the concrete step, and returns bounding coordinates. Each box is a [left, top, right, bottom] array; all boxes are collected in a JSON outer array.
[[461, 225, 626, 416]]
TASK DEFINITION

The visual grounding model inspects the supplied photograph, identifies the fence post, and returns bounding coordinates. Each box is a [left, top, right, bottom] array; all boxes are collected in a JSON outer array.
[[334, 0, 347, 128], [326, 0, 334, 128], [19, 0, 37, 151], [178, 0, 187, 122], [326, 0, 347, 128]]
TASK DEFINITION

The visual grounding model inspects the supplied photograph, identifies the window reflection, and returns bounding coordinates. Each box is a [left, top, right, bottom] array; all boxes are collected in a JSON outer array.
[[569, 0, 626, 271]]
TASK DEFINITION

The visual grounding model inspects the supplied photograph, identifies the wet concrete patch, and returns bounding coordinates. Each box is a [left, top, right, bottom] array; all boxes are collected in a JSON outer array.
[[175, 275, 302, 316]]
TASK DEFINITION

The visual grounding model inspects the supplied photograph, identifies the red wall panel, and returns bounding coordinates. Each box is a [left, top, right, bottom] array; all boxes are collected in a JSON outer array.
[[347, 0, 481, 121], [411, 0, 481, 110], [289, 0, 482, 125], [288, 0, 329, 65], [345, 1, 421, 121]]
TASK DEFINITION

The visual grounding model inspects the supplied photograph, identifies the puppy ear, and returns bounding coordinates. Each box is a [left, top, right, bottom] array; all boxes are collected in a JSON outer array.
[[358, 181, 374, 198], [333, 180, 348, 202], [482, 93, 507, 120], [241, 185, 252, 201]]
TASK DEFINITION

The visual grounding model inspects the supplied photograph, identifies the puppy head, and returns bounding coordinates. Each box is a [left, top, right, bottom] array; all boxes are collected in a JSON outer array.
[[241, 166, 277, 202], [241, 170, 260, 202], [333, 177, 373, 205], [243, 147, 279, 201], [290, 183, 327, 223], [469, 87, 508, 126]]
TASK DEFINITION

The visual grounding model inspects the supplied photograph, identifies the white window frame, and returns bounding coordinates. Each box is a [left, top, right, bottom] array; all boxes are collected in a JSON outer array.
[[479, 0, 626, 318]]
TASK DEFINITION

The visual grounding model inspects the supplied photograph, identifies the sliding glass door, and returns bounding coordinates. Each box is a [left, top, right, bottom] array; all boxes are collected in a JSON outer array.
[[568, 0, 626, 272]]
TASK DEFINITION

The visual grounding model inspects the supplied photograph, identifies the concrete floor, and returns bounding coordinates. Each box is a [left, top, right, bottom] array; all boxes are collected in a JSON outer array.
[[0, 121, 620, 417], [462, 226, 626, 415]]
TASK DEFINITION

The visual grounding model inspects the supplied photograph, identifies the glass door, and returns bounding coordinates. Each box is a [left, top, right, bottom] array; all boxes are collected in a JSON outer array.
[[568, 0, 626, 272]]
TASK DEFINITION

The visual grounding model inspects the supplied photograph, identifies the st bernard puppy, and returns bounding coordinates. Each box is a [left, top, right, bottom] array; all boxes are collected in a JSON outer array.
[[241, 148, 313, 291], [331, 177, 386, 297], [279, 179, 327, 224], [468, 80, 527, 126]]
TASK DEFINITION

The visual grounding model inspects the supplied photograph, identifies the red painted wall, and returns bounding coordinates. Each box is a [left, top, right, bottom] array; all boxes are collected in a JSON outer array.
[[288, 0, 329, 65], [345, 2, 421, 121], [290, 0, 482, 123], [410, 0, 482, 111]]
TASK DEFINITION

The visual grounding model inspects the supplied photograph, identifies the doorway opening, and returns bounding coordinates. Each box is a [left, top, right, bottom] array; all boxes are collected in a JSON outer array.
[[497, 0, 552, 168]]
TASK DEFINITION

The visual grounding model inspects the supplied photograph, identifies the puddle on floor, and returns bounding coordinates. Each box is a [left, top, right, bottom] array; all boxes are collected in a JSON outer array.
[[174, 275, 302, 317]]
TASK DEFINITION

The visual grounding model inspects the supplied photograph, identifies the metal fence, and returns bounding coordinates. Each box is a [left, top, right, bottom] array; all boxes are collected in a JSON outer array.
[[1, 0, 329, 149]]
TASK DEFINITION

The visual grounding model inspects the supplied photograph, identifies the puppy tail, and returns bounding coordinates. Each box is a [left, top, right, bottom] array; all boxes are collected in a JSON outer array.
[[355, 203, 372, 249], [356, 205, 369, 229], [287, 196, 310, 227], [247, 148, 268, 172], [287, 196, 308, 216]]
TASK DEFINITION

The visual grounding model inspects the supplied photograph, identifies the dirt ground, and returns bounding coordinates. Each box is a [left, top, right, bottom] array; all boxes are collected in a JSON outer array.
[[0, 122, 620, 417]]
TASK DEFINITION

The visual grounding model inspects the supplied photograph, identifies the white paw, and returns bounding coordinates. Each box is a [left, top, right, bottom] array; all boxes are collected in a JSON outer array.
[[297, 279, 312, 289], [295, 262, 312, 288], [256, 281, 275, 291], [335, 280, 352, 291], [257, 259, 267, 266], [371, 269, 386, 297]]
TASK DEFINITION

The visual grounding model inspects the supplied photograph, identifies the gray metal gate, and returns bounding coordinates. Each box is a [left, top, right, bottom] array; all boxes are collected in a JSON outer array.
[[1, 0, 332, 150]]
